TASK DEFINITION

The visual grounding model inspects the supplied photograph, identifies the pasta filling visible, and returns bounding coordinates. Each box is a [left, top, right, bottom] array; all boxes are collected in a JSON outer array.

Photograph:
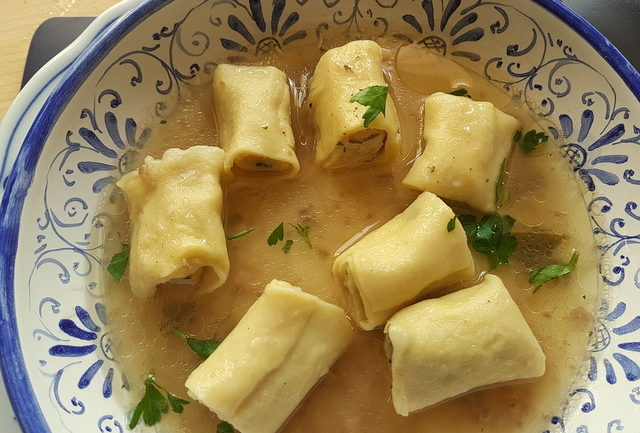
[[330, 129, 387, 167], [309, 40, 402, 169], [332, 191, 475, 330], [234, 153, 295, 172]]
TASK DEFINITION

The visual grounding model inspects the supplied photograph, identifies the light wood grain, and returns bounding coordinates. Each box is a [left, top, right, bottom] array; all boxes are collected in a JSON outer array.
[[0, 0, 122, 122]]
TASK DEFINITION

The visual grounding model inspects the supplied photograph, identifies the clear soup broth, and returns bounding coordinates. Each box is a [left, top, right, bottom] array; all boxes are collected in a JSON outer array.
[[104, 38, 599, 433]]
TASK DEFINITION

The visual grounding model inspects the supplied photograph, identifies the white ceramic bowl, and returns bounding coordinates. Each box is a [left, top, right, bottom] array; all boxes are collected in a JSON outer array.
[[1, 1, 639, 432]]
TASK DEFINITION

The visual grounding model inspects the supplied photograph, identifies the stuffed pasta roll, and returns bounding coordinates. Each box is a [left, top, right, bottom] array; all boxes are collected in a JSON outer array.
[[332, 191, 474, 330], [116, 145, 229, 298], [385, 274, 546, 416], [213, 64, 299, 177], [309, 40, 401, 169], [185, 279, 353, 433], [403, 92, 520, 212]]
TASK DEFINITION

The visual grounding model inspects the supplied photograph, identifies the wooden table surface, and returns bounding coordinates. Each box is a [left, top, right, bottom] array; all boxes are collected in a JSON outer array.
[[0, 0, 122, 122]]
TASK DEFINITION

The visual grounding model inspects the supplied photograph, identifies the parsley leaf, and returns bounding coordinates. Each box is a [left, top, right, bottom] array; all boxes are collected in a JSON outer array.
[[129, 374, 189, 429], [349, 85, 389, 128], [173, 328, 220, 359], [495, 159, 508, 207], [290, 223, 312, 248], [217, 422, 235, 433], [108, 244, 130, 282], [447, 216, 457, 232], [514, 129, 549, 154], [167, 393, 190, 413], [226, 228, 254, 240], [513, 130, 522, 143], [459, 213, 518, 268], [448, 88, 471, 98], [267, 223, 285, 246], [281, 239, 294, 254], [530, 251, 579, 293], [457, 214, 479, 238]]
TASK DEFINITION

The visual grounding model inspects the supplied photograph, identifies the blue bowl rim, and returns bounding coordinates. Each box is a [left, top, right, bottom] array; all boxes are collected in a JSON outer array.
[[0, 0, 638, 432]]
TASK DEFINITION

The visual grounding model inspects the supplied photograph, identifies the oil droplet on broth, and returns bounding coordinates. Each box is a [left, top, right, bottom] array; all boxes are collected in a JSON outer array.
[[104, 39, 600, 433]]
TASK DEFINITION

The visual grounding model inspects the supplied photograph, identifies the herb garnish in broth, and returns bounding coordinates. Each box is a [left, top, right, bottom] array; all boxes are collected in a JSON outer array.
[[290, 223, 313, 249], [107, 243, 129, 282], [267, 222, 285, 246], [530, 250, 580, 293], [458, 213, 518, 268], [514, 128, 550, 154], [281, 239, 294, 254], [226, 228, 255, 240], [173, 328, 221, 359], [447, 88, 471, 97], [129, 374, 190, 429]]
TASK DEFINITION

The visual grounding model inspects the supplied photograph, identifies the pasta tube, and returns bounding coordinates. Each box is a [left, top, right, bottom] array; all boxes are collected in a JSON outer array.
[[403, 92, 520, 212], [116, 146, 229, 298], [185, 280, 353, 433], [213, 64, 299, 177], [332, 191, 474, 330], [309, 40, 401, 169], [385, 274, 546, 416]]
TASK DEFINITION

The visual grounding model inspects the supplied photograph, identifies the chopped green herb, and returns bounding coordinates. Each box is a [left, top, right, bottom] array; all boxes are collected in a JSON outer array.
[[160, 120, 167, 124], [267, 223, 285, 246], [530, 251, 579, 293], [290, 223, 312, 248], [336, 141, 344, 146], [459, 213, 518, 269], [217, 422, 235, 433], [514, 129, 549, 154], [448, 88, 471, 98], [261, 125, 269, 130], [255, 161, 272, 168], [457, 213, 479, 238], [226, 228, 254, 240], [173, 328, 221, 359], [129, 374, 190, 429], [447, 216, 457, 232], [349, 85, 389, 128], [107, 244, 130, 282], [281, 239, 294, 254], [513, 129, 522, 143], [167, 393, 190, 414], [495, 159, 508, 207]]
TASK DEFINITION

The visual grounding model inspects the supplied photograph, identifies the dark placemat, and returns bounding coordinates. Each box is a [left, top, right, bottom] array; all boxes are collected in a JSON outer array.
[[562, 0, 640, 69], [21, 17, 95, 88]]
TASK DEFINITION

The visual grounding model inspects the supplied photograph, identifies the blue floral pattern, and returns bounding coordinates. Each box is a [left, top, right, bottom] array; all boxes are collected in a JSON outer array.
[[17, 0, 640, 432], [587, 300, 640, 384], [215, 0, 308, 61]]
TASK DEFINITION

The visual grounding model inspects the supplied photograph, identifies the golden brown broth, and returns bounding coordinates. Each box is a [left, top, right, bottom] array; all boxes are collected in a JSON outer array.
[[105, 39, 599, 433]]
